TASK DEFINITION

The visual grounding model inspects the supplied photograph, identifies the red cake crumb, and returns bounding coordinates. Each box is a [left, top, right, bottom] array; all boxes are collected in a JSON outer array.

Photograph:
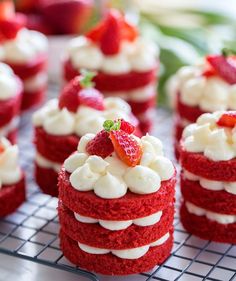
[[177, 93, 205, 123], [0, 176, 26, 217], [128, 96, 156, 116], [0, 90, 22, 128], [6, 128, 18, 144], [60, 229, 173, 275], [179, 144, 236, 181], [35, 164, 59, 197], [180, 203, 236, 244], [181, 174, 236, 214], [58, 202, 174, 249], [58, 168, 176, 220], [63, 59, 157, 92], [34, 127, 80, 163], [6, 54, 47, 80]]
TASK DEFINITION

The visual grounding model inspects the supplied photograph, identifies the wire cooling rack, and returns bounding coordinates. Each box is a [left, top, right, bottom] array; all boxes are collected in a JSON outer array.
[[0, 88, 235, 281]]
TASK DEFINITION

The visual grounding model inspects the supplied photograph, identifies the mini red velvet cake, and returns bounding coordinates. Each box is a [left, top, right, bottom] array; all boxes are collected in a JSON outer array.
[[0, 137, 26, 216], [170, 53, 236, 157], [58, 119, 176, 275], [179, 111, 236, 244], [0, 0, 48, 110], [63, 9, 159, 134], [0, 63, 23, 143], [33, 73, 141, 197]]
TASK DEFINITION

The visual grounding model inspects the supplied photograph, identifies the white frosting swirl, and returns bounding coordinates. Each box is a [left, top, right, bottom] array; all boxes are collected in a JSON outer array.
[[183, 169, 236, 195], [33, 97, 135, 136], [74, 210, 163, 230], [64, 133, 175, 198], [77, 232, 169, 259], [0, 138, 21, 188], [186, 201, 236, 225], [182, 112, 236, 161], [171, 63, 236, 112], [0, 63, 20, 100], [1, 29, 48, 63], [67, 36, 158, 74]]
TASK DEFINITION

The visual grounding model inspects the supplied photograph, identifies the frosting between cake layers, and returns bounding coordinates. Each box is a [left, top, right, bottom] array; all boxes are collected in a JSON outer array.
[[35, 152, 61, 172], [24, 72, 48, 92], [182, 112, 236, 161], [186, 201, 236, 224], [64, 133, 175, 198], [0, 138, 21, 188], [77, 232, 170, 259], [0, 63, 20, 100], [33, 97, 136, 136], [0, 29, 48, 63], [67, 36, 158, 74], [183, 169, 236, 195], [74, 210, 163, 231], [103, 83, 156, 102], [171, 64, 236, 112]]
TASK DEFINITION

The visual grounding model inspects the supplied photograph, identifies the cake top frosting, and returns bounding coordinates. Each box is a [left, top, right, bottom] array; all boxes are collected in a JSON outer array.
[[33, 72, 139, 136], [171, 54, 236, 112], [182, 111, 236, 161], [0, 1, 47, 63], [67, 9, 159, 74], [64, 119, 175, 199], [0, 137, 21, 187], [0, 62, 22, 100]]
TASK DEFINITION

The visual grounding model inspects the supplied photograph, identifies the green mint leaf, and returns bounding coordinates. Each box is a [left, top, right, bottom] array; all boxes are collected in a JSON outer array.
[[103, 120, 114, 132], [80, 69, 96, 88]]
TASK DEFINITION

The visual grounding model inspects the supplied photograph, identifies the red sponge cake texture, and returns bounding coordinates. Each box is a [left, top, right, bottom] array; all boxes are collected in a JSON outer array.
[[0, 176, 26, 217], [180, 144, 236, 181], [181, 203, 236, 244], [58, 168, 176, 220], [181, 174, 236, 214], [58, 202, 174, 249], [60, 229, 173, 275]]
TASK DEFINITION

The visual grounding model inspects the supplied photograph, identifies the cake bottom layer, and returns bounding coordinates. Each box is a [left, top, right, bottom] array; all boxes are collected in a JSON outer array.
[[60, 229, 173, 275], [0, 177, 26, 217], [180, 203, 236, 244], [35, 164, 59, 197]]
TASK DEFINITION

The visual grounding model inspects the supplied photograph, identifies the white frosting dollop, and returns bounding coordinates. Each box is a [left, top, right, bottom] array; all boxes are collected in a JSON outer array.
[[78, 232, 169, 259], [67, 36, 158, 74], [183, 169, 236, 195], [65, 133, 175, 198], [33, 97, 134, 137], [186, 202, 236, 224], [74, 210, 163, 230], [1, 29, 48, 63], [171, 63, 236, 112], [0, 63, 20, 100], [0, 138, 21, 187], [182, 111, 236, 161]]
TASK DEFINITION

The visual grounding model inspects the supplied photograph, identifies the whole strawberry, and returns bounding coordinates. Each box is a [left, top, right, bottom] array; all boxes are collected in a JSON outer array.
[[59, 70, 105, 113]]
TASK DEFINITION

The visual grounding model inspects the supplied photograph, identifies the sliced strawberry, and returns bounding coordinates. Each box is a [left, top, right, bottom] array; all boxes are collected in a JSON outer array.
[[86, 130, 114, 158], [59, 77, 81, 112], [206, 55, 236, 84], [121, 20, 138, 42], [79, 88, 104, 111], [100, 11, 121, 55], [217, 112, 236, 128], [85, 21, 106, 43], [110, 130, 142, 167], [0, 0, 14, 21], [119, 119, 135, 134]]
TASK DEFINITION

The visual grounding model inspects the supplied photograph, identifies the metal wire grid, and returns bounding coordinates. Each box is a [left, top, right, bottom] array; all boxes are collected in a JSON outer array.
[[0, 101, 235, 281]]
